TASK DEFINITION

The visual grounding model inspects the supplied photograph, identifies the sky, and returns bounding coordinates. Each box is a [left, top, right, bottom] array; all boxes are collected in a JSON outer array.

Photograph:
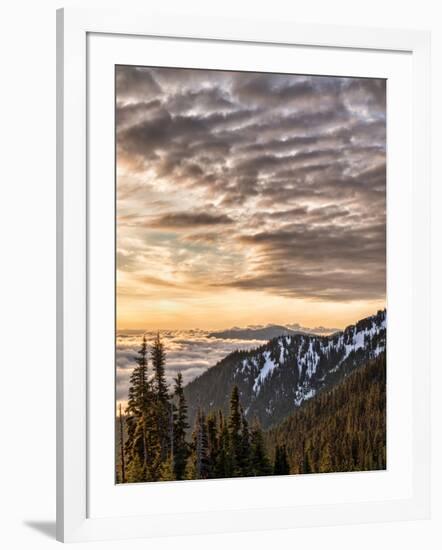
[[116, 66, 386, 331]]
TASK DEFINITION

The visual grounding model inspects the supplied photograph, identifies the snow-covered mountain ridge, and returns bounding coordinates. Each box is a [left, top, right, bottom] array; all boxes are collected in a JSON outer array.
[[184, 310, 386, 429]]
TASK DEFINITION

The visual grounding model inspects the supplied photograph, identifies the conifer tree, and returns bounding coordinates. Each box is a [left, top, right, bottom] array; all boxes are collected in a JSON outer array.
[[125, 454, 145, 483], [302, 442, 312, 474], [187, 408, 210, 479], [151, 332, 168, 401], [172, 372, 190, 480], [249, 418, 272, 476], [159, 455, 175, 481], [319, 441, 333, 472], [280, 445, 290, 474], [151, 332, 170, 460], [239, 409, 252, 476], [214, 411, 234, 478], [124, 334, 164, 482], [124, 334, 150, 480], [228, 385, 242, 476], [207, 412, 219, 477], [273, 445, 290, 475], [118, 403, 126, 483]]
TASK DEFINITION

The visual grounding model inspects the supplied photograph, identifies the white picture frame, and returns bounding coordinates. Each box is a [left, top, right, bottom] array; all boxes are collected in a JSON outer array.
[[56, 7, 431, 543]]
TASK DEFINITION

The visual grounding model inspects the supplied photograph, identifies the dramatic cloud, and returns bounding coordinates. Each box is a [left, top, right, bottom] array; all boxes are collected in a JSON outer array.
[[149, 211, 234, 229], [116, 66, 386, 331]]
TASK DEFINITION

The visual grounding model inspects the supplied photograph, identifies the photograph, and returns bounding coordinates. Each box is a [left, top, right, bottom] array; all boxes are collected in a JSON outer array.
[[115, 65, 387, 484]]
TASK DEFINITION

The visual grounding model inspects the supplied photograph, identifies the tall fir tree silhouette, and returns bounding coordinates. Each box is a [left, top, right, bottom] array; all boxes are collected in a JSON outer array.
[[172, 372, 190, 480], [187, 408, 210, 479], [250, 418, 272, 476], [228, 385, 242, 476], [273, 445, 290, 475], [151, 332, 170, 461], [124, 335, 153, 481]]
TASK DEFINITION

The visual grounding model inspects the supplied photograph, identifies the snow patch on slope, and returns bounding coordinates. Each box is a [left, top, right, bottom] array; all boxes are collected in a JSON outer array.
[[294, 386, 316, 406], [253, 351, 277, 394], [297, 340, 320, 379], [340, 318, 386, 363]]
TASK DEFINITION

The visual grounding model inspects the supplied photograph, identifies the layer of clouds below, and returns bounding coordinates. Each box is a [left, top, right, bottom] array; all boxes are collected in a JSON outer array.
[[115, 320, 342, 404], [116, 330, 266, 403], [116, 66, 386, 305]]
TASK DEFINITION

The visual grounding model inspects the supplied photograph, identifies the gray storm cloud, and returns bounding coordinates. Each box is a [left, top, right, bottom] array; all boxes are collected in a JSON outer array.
[[116, 66, 386, 303]]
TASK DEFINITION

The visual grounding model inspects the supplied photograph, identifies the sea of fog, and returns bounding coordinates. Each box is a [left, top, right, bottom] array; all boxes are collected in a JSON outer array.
[[116, 330, 266, 405]]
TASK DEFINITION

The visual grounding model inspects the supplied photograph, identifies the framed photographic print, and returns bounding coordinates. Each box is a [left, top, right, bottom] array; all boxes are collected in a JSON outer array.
[[56, 7, 431, 543]]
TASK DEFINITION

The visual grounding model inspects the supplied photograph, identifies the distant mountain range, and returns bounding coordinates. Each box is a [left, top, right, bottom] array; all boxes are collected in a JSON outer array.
[[208, 323, 339, 341], [184, 310, 386, 430]]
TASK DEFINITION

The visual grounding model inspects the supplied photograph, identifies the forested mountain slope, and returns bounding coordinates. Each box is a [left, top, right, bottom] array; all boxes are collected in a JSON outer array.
[[265, 353, 386, 474]]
